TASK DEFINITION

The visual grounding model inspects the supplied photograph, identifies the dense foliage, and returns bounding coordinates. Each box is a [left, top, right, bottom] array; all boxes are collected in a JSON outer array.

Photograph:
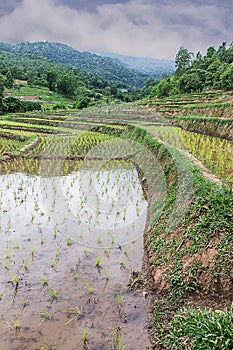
[[152, 42, 233, 97], [0, 96, 41, 114], [0, 48, 140, 112], [0, 41, 149, 88]]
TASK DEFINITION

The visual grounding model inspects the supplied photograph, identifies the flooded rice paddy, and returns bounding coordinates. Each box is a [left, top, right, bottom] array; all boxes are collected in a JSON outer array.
[[0, 158, 149, 349]]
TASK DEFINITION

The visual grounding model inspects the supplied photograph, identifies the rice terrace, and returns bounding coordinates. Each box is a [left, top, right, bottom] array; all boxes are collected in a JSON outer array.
[[0, 41, 232, 349]]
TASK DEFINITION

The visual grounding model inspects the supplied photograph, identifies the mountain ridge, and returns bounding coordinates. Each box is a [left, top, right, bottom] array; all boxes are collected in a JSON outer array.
[[0, 41, 174, 88], [93, 51, 175, 78]]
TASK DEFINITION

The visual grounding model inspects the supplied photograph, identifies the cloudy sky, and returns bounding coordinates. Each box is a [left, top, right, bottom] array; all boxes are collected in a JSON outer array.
[[0, 0, 232, 59]]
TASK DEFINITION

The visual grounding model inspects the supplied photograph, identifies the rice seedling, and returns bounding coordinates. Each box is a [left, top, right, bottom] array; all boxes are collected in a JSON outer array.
[[12, 316, 20, 333], [5, 247, 12, 259], [66, 236, 73, 246], [50, 258, 58, 269], [97, 235, 102, 244], [40, 234, 45, 245], [102, 266, 109, 281], [55, 248, 60, 258], [40, 339, 55, 350], [82, 279, 94, 294], [49, 288, 58, 302], [62, 306, 83, 325], [23, 257, 29, 271], [41, 274, 48, 286], [39, 310, 54, 325], [12, 272, 19, 288], [81, 329, 90, 350], [119, 257, 128, 268], [3, 259, 9, 270], [31, 245, 35, 259], [116, 290, 123, 317], [95, 255, 102, 267], [20, 298, 28, 309], [111, 325, 125, 350], [83, 248, 89, 255], [53, 228, 57, 239]]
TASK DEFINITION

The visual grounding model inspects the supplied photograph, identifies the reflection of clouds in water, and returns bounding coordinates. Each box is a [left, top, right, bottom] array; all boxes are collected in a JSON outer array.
[[0, 165, 149, 350], [0, 173, 55, 243], [41, 165, 147, 248]]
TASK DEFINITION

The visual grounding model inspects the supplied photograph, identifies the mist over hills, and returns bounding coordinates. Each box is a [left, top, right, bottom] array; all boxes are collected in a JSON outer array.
[[94, 51, 175, 78], [0, 41, 174, 88]]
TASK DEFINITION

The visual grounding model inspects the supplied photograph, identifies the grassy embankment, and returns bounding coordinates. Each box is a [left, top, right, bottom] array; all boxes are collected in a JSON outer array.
[[144, 90, 233, 140], [95, 124, 233, 350]]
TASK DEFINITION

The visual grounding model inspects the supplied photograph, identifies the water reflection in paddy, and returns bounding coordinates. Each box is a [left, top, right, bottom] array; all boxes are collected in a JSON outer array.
[[0, 158, 150, 349]]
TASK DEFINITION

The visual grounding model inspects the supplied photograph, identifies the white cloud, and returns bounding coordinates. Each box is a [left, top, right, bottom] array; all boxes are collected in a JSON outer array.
[[0, 0, 231, 58]]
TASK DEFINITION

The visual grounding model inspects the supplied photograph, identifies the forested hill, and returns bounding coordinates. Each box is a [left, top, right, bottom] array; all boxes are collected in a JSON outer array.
[[152, 42, 233, 97], [0, 41, 151, 88], [94, 52, 175, 78]]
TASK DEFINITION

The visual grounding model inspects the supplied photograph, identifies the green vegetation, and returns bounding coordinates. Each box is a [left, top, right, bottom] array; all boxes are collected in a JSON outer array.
[[0, 135, 26, 156], [0, 41, 149, 88], [0, 41, 155, 111], [0, 96, 41, 114], [0, 39, 232, 349], [150, 42, 233, 97], [147, 125, 233, 180], [62, 306, 82, 325], [162, 304, 233, 349]]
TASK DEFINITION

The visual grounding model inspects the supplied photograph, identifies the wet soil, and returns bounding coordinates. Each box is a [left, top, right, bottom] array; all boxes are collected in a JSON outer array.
[[0, 162, 150, 349]]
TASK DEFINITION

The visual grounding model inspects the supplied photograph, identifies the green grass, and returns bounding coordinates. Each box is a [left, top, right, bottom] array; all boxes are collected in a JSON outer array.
[[5, 84, 73, 104], [162, 304, 233, 349]]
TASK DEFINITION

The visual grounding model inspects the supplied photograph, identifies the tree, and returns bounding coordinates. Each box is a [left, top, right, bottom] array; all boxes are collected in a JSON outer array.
[[156, 78, 171, 97], [206, 46, 216, 59], [175, 47, 194, 76], [217, 41, 228, 62], [178, 72, 202, 93], [46, 69, 57, 91], [0, 74, 4, 97], [220, 63, 233, 90], [5, 71, 14, 88], [213, 63, 228, 89], [27, 69, 34, 86], [57, 74, 77, 98]]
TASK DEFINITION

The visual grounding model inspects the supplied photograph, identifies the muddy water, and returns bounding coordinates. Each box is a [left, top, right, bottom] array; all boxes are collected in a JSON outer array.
[[0, 160, 150, 349], [147, 125, 233, 181]]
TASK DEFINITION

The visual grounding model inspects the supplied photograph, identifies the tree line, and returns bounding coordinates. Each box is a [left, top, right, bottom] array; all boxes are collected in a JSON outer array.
[[0, 47, 138, 114], [152, 41, 233, 97]]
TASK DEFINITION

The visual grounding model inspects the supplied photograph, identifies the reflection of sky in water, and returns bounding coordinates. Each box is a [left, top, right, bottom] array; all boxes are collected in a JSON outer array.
[[0, 166, 147, 249], [41, 166, 147, 247], [0, 166, 149, 350]]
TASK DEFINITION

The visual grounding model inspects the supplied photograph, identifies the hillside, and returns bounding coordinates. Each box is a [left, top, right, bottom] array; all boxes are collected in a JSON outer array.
[[150, 42, 233, 98], [0, 41, 150, 88], [94, 51, 175, 78]]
